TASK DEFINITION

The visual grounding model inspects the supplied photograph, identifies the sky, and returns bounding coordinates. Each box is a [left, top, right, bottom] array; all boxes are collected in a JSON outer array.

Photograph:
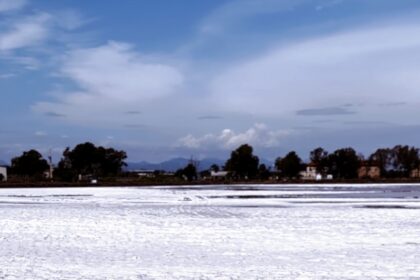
[[1, 0, 420, 163]]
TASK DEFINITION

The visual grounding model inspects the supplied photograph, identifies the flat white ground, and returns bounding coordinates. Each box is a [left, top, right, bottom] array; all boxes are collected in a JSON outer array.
[[0, 184, 419, 279]]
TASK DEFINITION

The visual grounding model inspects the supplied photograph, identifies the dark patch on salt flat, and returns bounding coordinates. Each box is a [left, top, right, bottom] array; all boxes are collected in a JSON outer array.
[[357, 205, 419, 209], [226, 205, 290, 208], [207, 195, 303, 199]]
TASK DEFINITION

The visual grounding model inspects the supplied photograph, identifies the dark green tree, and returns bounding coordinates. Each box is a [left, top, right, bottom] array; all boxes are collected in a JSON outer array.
[[391, 145, 419, 177], [368, 148, 392, 177], [258, 164, 271, 180], [327, 148, 360, 179], [275, 151, 302, 179], [55, 142, 127, 181], [310, 147, 329, 174], [183, 163, 198, 181], [210, 164, 220, 172], [175, 162, 197, 181], [224, 144, 259, 179], [11, 150, 49, 178]]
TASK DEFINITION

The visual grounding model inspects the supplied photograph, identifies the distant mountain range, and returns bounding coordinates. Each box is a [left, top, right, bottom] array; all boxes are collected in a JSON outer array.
[[126, 157, 273, 172]]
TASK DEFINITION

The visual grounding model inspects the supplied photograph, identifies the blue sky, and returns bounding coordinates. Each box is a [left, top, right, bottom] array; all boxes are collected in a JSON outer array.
[[1, 0, 420, 163]]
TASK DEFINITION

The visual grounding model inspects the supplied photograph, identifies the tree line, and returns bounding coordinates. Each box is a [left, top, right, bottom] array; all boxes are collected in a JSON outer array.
[[4, 142, 420, 182], [8, 142, 127, 181], [177, 144, 420, 181]]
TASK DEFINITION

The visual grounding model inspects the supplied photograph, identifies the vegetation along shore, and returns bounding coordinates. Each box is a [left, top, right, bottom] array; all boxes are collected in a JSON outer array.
[[2, 142, 420, 187]]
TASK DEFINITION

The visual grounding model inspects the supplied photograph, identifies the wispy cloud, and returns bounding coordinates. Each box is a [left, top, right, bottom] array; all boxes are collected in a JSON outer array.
[[0, 0, 27, 13], [0, 73, 15, 79], [296, 107, 355, 116], [0, 13, 51, 51], [197, 115, 223, 120], [178, 123, 290, 149], [315, 0, 344, 11], [125, 111, 142, 115], [34, 131, 47, 137], [3, 55, 40, 69], [209, 21, 420, 123], [45, 112, 66, 118], [53, 9, 92, 31], [199, 0, 304, 35], [378, 102, 407, 107], [33, 41, 184, 123]]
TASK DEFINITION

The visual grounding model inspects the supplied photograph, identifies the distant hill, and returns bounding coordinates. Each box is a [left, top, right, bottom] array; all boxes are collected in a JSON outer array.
[[126, 157, 273, 172], [126, 157, 225, 172], [0, 160, 7, 166]]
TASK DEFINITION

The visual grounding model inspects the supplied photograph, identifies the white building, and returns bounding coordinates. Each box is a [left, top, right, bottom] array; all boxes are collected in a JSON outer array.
[[211, 171, 229, 178], [300, 163, 321, 180], [0, 166, 7, 182]]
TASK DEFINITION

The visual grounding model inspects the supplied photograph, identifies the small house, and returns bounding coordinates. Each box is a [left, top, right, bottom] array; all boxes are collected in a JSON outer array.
[[358, 162, 381, 179], [210, 170, 229, 179], [410, 168, 420, 178], [137, 170, 156, 178], [0, 166, 7, 182], [300, 163, 321, 180]]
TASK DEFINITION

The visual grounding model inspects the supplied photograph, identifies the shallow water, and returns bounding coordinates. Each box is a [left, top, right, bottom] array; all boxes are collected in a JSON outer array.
[[0, 184, 419, 279]]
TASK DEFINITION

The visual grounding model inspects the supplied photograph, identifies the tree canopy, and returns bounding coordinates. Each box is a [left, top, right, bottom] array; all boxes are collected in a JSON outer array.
[[327, 147, 360, 179], [369, 148, 392, 175], [258, 164, 271, 180], [275, 151, 302, 179], [310, 147, 329, 174], [224, 144, 259, 179], [175, 162, 198, 181], [11, 150, 49, 178], [55, 142, 127, 181], [390, 145, 419, 177], [368, 145, 420, 178]]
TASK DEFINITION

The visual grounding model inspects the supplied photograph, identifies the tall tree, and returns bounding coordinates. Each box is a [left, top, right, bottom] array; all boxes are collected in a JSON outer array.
[[176, 162, 198, 181], [258, 164, 271, 180], [11, 150, 49, 178], [55, 142, 127, 181], [275, 151, 302, 179], [210, 164, 220, 172], [391, 145, 419, 177], [224, 144, 259, 179], [327, 148, 360, 179], [369, 148, 392, 177], [309, 147, 329, 174]]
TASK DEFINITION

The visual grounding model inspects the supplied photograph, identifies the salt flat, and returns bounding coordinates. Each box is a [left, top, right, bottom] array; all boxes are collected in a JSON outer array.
[[0, 184, 419, 279]]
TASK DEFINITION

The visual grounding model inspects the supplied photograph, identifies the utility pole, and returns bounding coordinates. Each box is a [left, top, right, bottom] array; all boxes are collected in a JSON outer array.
[[48, 149, 53, 180]]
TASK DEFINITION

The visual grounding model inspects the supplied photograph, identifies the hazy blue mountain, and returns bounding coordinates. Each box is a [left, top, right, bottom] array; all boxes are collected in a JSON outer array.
[[126, 157, 273, 172], [126, 157, 225, 172]]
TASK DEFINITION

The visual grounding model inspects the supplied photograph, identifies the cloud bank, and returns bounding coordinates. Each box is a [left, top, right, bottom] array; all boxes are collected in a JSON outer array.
[[209, 22, 420, 121], [0, 0, 27, 13], [34, 42, 184, 123], [178, 123, 290, 149]]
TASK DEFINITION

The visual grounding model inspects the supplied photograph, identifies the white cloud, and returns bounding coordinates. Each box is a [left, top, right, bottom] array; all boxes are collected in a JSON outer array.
[[0, 0, 27, 13], [178, 123, 290, 149], [209, 22, 420, 122], [34, 131, 47, 137], [0, 13, 51, 51], [4, 55, 40, 69], [54, 10, 90, 30], [315, 0, 343, 11], [60, 42, 183, 101], [33, 41, 184, 123], [0, 73, 15, 79], [199, 0, 304, 35]]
